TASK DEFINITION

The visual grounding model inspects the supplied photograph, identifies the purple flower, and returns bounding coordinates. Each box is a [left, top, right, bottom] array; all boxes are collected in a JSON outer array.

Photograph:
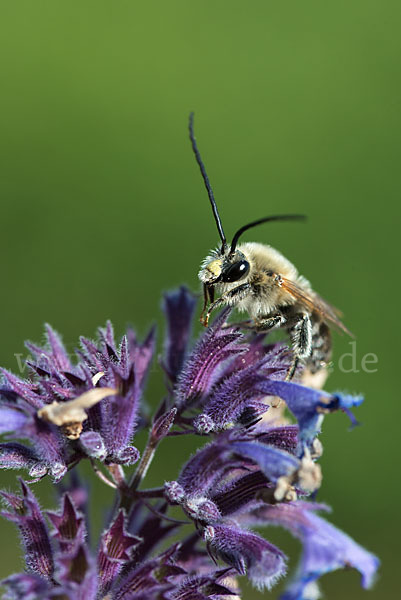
[[0, 287, 379, 599], [241, 501, 379, 599], [0, 322, 155, 480]]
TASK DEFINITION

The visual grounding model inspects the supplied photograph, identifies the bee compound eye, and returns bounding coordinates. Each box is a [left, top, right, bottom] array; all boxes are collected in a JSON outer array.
[[223, 260, 250, 282]]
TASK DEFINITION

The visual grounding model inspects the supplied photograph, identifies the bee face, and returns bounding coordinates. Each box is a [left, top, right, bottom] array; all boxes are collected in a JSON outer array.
[[199, 250, 250, 285], [201, 257, 223, 283]]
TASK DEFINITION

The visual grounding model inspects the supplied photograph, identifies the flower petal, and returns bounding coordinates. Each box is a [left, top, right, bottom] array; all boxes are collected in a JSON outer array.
[[254, 380, 363, 451], [252, 502, 379, 599], [231, 441, 300, 483]]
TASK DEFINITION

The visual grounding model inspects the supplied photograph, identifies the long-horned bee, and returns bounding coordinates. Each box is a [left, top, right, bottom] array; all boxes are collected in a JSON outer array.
[[189, 113, 351, 381]]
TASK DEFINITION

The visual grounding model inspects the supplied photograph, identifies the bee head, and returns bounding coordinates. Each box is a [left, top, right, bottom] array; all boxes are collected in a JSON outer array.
[[189, 112, 306, 284], [199, 249, 250, 285]]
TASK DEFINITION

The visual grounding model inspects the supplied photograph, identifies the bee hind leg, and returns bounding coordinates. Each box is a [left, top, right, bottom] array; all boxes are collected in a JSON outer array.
[[285, 357, 299, 381], [285, 313, 313, 381]]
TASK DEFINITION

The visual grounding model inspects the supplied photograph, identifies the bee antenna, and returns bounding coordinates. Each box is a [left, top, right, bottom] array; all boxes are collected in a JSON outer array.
[[189, 113, 227, 252], [230, 214, 307, 253]]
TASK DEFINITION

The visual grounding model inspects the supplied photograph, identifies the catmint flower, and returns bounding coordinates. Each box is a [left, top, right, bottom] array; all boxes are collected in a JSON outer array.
[[0, 287, 379, 599], [0, 322, 154, 480]]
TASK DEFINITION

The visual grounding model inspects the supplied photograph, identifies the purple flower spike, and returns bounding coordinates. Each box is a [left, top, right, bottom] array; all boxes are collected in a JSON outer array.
[[204, 523, 287, 590], [1, 479, 54, 580], [163, 286, 197, 382], [0, 287, 378, 599], [95, 327, 154, 462]]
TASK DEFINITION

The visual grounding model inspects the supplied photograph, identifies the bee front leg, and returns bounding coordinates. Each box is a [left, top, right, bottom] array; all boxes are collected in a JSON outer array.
[[202, 283, 252, 327], [286, 313, 312, 380], [200, 284, 215, 325]]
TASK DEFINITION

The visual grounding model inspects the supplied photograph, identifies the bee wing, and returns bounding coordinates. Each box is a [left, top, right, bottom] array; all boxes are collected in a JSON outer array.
[[280, 277, 353, 336]]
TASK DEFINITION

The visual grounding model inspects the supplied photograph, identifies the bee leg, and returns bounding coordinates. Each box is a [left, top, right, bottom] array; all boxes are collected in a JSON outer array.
[[203, 283, 252, 327], [200, 284, 214, 325], [254, 313, 287, 331], [285, 357, 299, 381], [222, 319, 254, 330], [286, 313, 312, 380], [224, 313, 286, 331]]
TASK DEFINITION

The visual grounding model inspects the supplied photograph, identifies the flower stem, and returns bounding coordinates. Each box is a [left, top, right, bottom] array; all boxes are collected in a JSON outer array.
[[129, 436, 158, 492], [119, 434, 159, 511]]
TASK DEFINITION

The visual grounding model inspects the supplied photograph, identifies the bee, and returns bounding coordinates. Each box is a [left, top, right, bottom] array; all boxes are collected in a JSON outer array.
[[189, 113, 351, 381]]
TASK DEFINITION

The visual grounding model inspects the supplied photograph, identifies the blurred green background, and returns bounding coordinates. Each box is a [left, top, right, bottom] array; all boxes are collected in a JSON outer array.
[[0, 1, 399, 598]]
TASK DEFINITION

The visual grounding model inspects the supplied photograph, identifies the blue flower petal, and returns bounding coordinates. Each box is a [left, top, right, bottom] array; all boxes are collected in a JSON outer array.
[[256, 380, 364, 451], [232, 441, 300, 483]]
